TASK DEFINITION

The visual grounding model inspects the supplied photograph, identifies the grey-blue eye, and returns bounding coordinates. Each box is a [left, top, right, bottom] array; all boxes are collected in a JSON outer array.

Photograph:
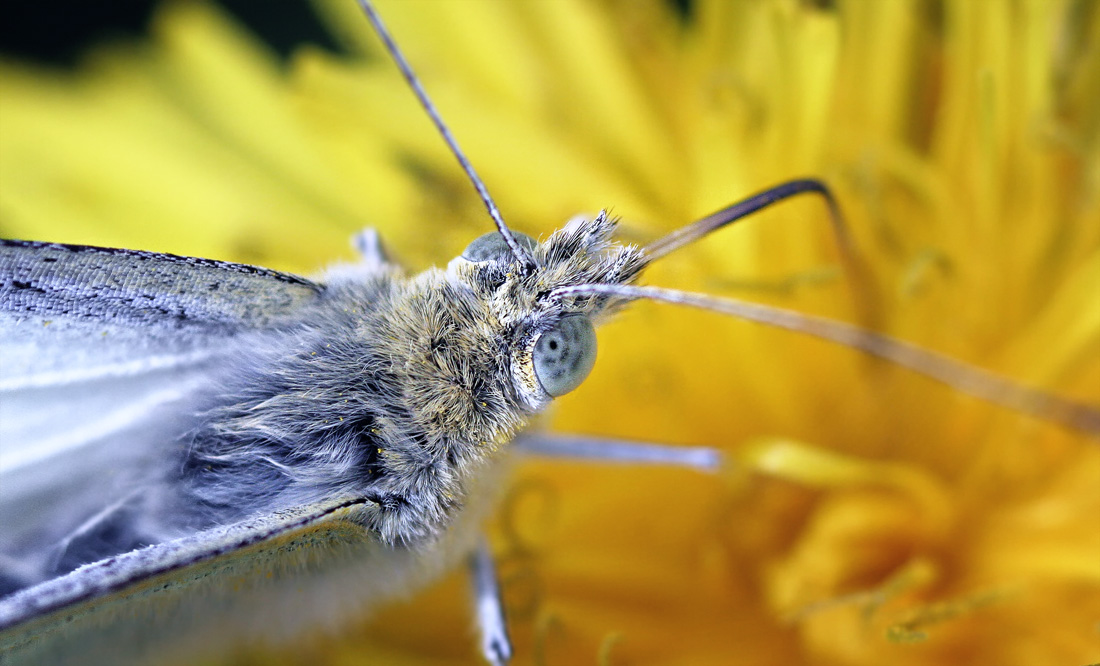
[[462, 231, 537, 264], [532, 315, 597, 398]]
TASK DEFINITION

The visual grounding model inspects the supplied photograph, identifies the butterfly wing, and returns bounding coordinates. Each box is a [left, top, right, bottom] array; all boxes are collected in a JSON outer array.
[[0, 498, 380, 663], [0, 240, 325, 591], [0, 472, 503, 665], [0, 240, 323, 466]]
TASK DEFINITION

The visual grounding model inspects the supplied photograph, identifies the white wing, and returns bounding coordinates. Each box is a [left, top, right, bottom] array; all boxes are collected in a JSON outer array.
[[0, 240, 324, 588], [0, 240, 322, 468]]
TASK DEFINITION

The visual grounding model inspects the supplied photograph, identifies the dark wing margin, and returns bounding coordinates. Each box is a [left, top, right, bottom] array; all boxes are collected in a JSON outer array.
[[0, 240, 324, 331]]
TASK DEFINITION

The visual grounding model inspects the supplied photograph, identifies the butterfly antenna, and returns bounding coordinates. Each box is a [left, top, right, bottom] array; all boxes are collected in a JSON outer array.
[[356, 0, 535, 269], [550, 283, 1100, 436], [644, 180, 848, 261], [645, 179, 879, 325]]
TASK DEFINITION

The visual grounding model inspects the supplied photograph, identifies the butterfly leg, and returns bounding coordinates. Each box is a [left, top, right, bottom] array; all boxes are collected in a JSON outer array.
[[469, 538, 512, 666], [328, 229, 399, 282], [514, 433, 723, 472], [351, 228, 393, 270]]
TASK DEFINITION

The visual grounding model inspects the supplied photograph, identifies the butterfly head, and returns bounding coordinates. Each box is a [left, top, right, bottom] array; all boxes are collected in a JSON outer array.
[[448, 212, 647, 409]]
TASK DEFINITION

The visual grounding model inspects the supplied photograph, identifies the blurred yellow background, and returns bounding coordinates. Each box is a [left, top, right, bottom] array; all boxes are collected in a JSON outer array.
[[1, 1, 1097, 664]]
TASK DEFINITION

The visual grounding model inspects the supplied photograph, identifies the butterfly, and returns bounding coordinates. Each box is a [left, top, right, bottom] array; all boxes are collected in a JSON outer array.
[[1, 1, 1097, 665]]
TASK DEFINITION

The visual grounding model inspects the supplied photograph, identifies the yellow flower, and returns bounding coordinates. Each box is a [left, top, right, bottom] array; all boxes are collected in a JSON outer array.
[[2, 1, 1097, 665]]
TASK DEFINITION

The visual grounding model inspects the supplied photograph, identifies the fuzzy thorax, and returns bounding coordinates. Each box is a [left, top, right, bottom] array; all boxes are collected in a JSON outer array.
[[179, 214, 646, 547]]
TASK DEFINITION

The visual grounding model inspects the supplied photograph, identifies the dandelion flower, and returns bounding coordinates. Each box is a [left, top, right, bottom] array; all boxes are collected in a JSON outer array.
[[0, 1, 1096, 665]]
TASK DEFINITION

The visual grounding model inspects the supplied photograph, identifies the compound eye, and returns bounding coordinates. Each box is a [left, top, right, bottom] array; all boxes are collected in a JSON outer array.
[[532, 315, 597, 398], [461, 231, 537, 264]]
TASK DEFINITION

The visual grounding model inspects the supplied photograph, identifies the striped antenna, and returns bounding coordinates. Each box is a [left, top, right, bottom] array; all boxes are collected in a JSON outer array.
[[355, 0, 535, 270]]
